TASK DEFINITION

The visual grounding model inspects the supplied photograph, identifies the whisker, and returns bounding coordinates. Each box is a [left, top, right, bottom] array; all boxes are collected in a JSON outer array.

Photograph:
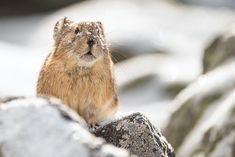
[[110, 52, 119, 63], [110, 49, 130, 60]]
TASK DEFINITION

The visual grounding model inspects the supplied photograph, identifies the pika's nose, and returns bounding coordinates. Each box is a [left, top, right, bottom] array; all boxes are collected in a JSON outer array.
[[87, 38, 95, 47]]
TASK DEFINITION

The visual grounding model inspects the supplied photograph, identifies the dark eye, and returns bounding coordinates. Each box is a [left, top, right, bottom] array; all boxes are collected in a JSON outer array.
[[75, 27, 81, 34]]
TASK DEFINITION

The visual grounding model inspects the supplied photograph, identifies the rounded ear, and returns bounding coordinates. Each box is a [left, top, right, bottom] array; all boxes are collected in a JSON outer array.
[[96, 21, 105, 37], [53, 17, 71, 41], [96, 21, 104, 29]]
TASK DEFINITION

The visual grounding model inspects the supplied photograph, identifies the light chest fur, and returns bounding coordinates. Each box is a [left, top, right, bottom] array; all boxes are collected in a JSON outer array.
[[37, 50, 118, 124]]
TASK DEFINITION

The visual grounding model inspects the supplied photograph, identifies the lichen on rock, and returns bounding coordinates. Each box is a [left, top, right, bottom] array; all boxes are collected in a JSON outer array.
[[92, 112, 175, 157]]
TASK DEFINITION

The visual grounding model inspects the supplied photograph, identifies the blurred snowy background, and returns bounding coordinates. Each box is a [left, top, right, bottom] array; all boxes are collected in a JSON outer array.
[[1, 0, 235, 156]]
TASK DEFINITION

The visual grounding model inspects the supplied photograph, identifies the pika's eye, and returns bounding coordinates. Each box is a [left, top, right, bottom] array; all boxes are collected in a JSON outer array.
[[75, 27, 81, 35]]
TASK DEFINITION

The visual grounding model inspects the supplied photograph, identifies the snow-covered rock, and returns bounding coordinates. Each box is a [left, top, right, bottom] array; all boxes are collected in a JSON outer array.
[[178, 90, 235, 157], [0, 97, 134, 157], [164, 61, 235, 150]]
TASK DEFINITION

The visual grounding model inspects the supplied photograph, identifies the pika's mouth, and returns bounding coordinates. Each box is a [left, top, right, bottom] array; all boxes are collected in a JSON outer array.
[[85, 51, 93, 56], [81, 50, 96, 62]]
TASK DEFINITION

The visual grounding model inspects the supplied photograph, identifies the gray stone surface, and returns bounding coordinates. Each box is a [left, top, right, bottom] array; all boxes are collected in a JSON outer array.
[[92, 113, 175, 157], [0, 97, 133, 157], [203, 23, 235, 73]]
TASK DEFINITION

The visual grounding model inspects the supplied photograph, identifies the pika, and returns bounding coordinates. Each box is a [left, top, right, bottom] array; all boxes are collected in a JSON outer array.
[[37, 17, 119, 124]]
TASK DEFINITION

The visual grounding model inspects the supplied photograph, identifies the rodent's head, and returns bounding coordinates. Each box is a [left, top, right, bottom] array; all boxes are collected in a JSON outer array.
[[53, 17, 109, 67]]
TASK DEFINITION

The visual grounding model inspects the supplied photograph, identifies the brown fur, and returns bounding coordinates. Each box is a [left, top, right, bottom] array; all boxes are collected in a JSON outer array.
[[37, 17, 118, 124]]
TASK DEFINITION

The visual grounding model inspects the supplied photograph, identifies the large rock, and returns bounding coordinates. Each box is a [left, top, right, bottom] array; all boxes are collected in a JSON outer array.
[[0, 97, 133, 157], [164, 61, 235, 150], [203, 23, 235, 74], [178, 90, 235, 157], [92, 113, 175, 157]]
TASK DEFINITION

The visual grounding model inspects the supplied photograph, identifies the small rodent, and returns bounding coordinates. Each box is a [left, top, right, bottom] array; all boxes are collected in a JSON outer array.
[[37, 17, 119, 124]]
